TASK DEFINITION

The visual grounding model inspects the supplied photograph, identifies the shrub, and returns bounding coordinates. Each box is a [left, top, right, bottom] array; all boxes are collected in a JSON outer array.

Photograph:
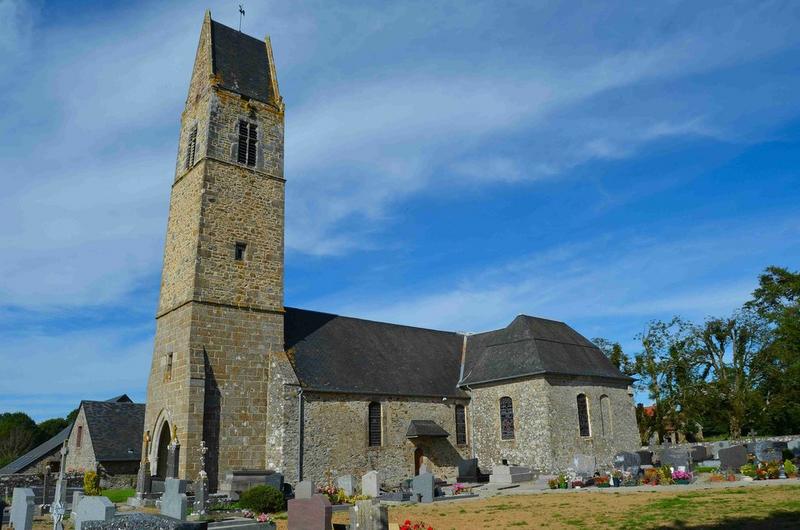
[[784, 459, 797, 477], [740, 463, 757, 478], [83, 471, 101, 495], [658, 466, 674, 485], [238, 485, 285, 514]]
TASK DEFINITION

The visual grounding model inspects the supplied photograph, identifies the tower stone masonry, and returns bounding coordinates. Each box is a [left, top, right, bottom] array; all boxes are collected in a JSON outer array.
[[143, 11, 287, 489]]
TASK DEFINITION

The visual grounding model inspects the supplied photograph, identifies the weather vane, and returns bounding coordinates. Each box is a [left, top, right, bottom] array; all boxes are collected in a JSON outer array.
[[239, 4, 245, 32]]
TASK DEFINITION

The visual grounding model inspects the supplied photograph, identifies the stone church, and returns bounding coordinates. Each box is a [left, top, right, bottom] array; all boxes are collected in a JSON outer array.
[[143, 12, 639, 491]]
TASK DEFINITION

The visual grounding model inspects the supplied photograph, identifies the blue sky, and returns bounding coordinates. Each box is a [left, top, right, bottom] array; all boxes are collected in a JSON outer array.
[[1, 0, 799, 421]]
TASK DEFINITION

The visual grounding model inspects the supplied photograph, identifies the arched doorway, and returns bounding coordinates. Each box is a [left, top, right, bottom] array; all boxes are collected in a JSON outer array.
[[414, 446, 424, 476], [156, 421, 172, 479]]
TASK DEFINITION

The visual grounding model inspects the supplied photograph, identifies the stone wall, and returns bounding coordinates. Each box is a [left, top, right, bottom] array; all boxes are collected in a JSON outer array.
[[296, 392, 471, 487], [470, 375, 639, 473], [65, 407, 97, 472]]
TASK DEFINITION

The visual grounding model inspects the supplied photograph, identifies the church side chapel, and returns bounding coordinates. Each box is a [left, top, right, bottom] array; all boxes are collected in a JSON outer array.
[[141, 11, 639, 494]]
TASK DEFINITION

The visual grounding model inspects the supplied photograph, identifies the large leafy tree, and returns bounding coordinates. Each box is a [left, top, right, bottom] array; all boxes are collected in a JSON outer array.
[[0, 413, 39, 468]]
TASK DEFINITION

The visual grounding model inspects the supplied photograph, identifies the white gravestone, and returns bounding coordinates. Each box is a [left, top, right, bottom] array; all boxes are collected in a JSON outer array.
[[73, 496, 115, 530], [160, 478, 188, 520], [10, 488, 35, 530], [295, 480, 315, 499], [362, 471, 381, 498]]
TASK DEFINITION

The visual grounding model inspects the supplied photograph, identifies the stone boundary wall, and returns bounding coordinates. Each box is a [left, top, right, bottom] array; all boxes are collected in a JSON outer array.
[[640, 434, 800, 452]]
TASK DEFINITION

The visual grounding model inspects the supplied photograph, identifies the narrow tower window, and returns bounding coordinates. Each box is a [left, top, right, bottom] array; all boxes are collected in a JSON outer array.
[[234, 242, 247, 261], [368, 402, 382, 446], [76, 425, 83, 448], [237, 120, 257, 166], [185, 125, 198, 169], [499, 396, 514, 440], [455, 404, 467, 445], [164, 352, 173, 382], [577, 393, 591, 437]]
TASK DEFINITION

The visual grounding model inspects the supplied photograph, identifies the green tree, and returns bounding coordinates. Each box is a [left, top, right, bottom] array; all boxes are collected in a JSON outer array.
[[592, 338, 632, 374], [37, 418, 70, 441], [0, 412, 39, 468]]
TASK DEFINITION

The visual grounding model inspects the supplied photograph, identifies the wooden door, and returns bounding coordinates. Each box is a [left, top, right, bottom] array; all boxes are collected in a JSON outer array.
[[414, 447, 424, 475]]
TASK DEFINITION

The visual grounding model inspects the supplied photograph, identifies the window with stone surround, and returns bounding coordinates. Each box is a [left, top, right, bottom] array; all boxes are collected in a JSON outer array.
[[235, 242, 247, 261], [237, 120, 257, 166], [600, 395, 612, 436], [455, 404, 467, 445], [499, 396, 514, 440], [185, 125, 197, 169], [577, 393, 591, 437], [368, 402, 382, 446], [164, 352, 173, 382]]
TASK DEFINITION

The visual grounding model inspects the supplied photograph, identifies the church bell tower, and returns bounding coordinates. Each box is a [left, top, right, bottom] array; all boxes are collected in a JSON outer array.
[[143, 11, 285, 489]]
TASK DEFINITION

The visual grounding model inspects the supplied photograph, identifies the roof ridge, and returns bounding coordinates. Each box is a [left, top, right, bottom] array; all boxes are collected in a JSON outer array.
[[286, 306, 460, 335]]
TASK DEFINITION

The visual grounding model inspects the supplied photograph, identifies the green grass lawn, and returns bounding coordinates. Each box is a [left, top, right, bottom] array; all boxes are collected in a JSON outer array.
[[100, 488, 135, 503]]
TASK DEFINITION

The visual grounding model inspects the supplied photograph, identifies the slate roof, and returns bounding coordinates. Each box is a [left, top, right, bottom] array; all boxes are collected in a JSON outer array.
[[460, 315, 633, 386], [0, 394, 137, 475], [406, 420, 450, 438], [284, 307, 468, 398], [81, 401, 145, 462], [210, 19, 275, 103]]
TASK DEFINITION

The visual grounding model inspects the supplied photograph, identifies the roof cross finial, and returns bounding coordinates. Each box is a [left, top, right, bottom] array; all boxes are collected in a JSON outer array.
[[239, 4, 245, 32]]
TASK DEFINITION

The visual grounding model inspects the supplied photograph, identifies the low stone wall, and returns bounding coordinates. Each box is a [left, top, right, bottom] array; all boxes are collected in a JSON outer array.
[[1, 471, 136, 503], [641, 434, 800, 452]]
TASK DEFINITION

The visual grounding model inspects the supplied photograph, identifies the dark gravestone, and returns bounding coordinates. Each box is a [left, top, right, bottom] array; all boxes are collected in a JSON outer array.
[[718, 445, 748, 471], [166, 445, 180, 479], [288, 495, 331, 530], [660, 447, 691, 469], [457, 459, 489, 483], [690, 446, 709, 462], [636, 450, 653, 466], [82, 513, 207, 529], [612, 452, 641, 474], [756, 447, 783, 463]]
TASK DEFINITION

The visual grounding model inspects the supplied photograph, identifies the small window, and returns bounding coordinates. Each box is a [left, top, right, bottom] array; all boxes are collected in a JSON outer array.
[[164, 352, 173, 382], [234, 242, 247, 261], [577, 394, 591, 437], [499, 397, 514, 440], [368, 402, 382, 447], [76, 425, 83, 448], [237, 120, 257, 166], [185, 125, 198, 169], [600, 395, 612, 436], [455, 404, 467, 445]]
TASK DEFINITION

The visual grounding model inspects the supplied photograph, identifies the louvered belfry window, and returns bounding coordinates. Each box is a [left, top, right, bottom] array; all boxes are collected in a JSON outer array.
[[577, 394, 591, 437], [185, 125, 197, 169], [455, 404, 467, 445], [237, 120, 257, 166], [368, 402, 381, 446], [499, 397, 514, 440]]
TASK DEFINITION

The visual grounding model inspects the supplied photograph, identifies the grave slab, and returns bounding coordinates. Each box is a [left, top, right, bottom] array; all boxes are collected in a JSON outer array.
[[82, 512, 208, 529], [490, 465, 533, 484], [349, 499, 388, 530]]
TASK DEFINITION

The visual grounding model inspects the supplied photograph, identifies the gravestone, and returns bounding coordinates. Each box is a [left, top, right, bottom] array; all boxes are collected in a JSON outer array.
[[612, 452, 641, 474], [71, 491, 85, 520], [789, 439, 800, 456], [718, 445, 748, 471], [756, 447, 782, 463], [336, 475, 357, 497], [288, 494, 331, 530], [636, 450, 653, 466], [490, 464, 533, 483], [572, 454, 596, 476], [660, 447, 691, 469], [710, 441, 730, 458], [161, 478, 188, 521], [411, 473, 435, 503], [690, 446, 709, 462], [350, 499, 388, 530], [193, 477, 207, 516], [166, 444, 180, 480], [362, 471, 381, 498], [295, 480, 315, 500], [10, 488, 35, 530], [74, 496, 115, 530]]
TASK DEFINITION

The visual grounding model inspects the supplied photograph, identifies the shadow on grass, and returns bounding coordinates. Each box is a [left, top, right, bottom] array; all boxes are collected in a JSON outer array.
[[648, 509, 800, 529]]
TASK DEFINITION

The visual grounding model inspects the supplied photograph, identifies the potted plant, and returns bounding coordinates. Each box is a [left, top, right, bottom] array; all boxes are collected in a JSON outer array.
[[784, 459, 798, 478], [595, 475, 610, 488], [642, 468, 660, 485], [672, 470, 693, 485], [557, 474, 569, 489], [658, 466, 674, 485], [548, 478, 559, 489]]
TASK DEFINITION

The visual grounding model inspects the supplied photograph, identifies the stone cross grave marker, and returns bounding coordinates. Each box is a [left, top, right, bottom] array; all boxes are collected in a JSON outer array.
[[10, 488, 35, 530], [336, 475, 356, 497], [73, 496, 115, 530], [51, 442, 69, 530], [295, 480, 315, 500], [411, 473, 435, 503], [160, 478, 188, 521], [288, 494, 332, 530], [193, 441, 209, 516], [350, 499, 388, 530], [362, 471, 381, 498], [718, 445, 748, 471]]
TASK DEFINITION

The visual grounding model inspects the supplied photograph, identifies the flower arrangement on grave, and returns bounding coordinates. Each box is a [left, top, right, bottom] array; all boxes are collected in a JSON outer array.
[[765, 461, 781, 479], [611, 470, 623, 486], [657, 466, 674, 485], [452, 483, 470, 495], [621, 471, 638, 487], [784, 459, 798, 478], [671, 470, 693, 484], [557, 473, 569, 489], [548, 478, 558, 489], [571, 479, 584, 488], [708, 471, 724, 482], [595, 475, 610, 488], [642, 468, 660, 485], [739, 463, 757, 478], [400, 519, 434, 530]]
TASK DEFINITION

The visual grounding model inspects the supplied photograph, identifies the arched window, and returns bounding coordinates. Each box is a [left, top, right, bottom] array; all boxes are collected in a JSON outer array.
[[455, 405, 467, 445], [368, 402, 382, 447], [577, 394, 591, 437], [600, 395, 612, 436], [499, 397, 514, 440]]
